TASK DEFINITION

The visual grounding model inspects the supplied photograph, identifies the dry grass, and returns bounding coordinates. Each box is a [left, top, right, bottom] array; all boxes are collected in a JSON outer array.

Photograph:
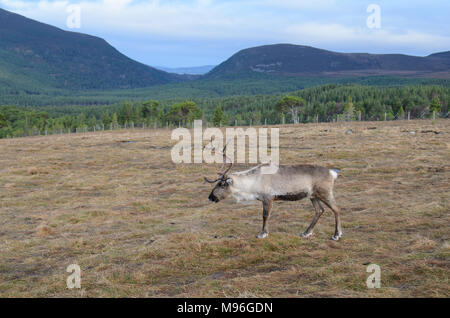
[[0, 120, 448, 297]]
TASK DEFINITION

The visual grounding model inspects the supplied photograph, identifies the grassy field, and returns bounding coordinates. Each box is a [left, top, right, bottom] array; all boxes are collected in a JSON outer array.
[[0, 119, 448, 297]]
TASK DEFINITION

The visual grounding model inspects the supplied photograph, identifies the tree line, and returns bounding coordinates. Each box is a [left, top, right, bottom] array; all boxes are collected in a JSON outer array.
[[0, 84, 448, 138]]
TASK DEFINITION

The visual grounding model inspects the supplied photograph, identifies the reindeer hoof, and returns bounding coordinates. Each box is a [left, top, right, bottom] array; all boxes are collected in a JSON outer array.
[[331, 232, 343, 241], [257, 232, 268, 239], [301, 232, 313, 238]]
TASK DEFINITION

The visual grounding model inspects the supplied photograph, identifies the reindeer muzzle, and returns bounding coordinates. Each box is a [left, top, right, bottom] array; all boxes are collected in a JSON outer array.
[[209, 193, 219, 203]]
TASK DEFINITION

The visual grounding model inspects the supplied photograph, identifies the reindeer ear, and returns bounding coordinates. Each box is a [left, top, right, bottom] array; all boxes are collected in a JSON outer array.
[[226, 178, 233, 185]]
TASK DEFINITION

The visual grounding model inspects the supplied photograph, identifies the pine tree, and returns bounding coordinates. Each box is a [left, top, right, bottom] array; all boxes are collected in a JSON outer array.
[[235, 114, 242, 126], [0, 112, 6, 129], [88, 115, 97, 128], [76, 113, 86, 128], [276, 95, 305, 124], [342, 96, 355, 121], [166, 101, 198, 124], [397, 105, 405, 120], [102, 112, 111, 126], [119, 101, 133, 123], [252, 110, 262, 125], [111, 112, 119, 129], [222, 112, 229, 126], [213, 106, 224, 126], [133, 104, 142, 124], [430, 96, 442, 113], [142, 100, 159, 119]]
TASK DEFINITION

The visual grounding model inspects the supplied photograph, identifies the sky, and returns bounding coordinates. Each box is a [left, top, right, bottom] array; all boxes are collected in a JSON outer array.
[[1, 0, 449, 67]]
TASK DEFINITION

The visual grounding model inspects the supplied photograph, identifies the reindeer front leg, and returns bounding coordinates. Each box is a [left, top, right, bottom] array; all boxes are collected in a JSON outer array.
[[257, 199, 273, 239], [301, 198, 325, 238]]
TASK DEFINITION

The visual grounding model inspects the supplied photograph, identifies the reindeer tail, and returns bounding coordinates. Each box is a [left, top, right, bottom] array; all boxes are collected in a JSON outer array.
[[330, 169, 340, 180]]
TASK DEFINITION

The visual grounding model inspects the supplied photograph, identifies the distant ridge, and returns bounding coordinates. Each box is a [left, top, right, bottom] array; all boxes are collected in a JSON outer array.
[[1, 6, 449, 94], [0, 8, 184, 89], [154, 65, 215, 75], [206, 44, 450, 78]]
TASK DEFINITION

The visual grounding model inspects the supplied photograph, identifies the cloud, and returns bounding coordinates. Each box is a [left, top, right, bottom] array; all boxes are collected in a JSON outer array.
[[264, 0, 337, 10], [1, 0, 280, 39], [0, 0, 449, 65], [284, 22, 450, 53]]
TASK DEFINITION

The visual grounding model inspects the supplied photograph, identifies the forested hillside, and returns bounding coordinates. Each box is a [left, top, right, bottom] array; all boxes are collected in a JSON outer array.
[[1, 72, 448, 107], [0, 8, 183, 90], [207, 44, 450, 78], [1, 7, 449, 140], [1, 7, 450, 105], [1, 84, 447, 138]]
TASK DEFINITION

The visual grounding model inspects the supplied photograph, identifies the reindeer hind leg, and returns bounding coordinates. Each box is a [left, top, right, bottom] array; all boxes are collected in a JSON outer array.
[[318, 194, 342, 241]]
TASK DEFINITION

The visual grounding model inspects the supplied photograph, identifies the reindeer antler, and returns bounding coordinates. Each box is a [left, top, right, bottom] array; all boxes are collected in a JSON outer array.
[[204, 140, 234, 183], [204, 176, 221, 183], [219, 143, 233, 176]]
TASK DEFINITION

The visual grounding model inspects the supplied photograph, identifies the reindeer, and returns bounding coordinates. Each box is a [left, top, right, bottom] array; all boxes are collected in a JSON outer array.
[[204, 147, 342, 241]]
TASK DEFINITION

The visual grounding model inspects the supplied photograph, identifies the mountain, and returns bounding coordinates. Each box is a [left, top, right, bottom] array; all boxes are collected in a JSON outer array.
[[1, 6, 449, 103], [0, 8, 184, 90], [428, 51, 450, 59], [206, 44, 450, 78], [154, 65, 215, 75]]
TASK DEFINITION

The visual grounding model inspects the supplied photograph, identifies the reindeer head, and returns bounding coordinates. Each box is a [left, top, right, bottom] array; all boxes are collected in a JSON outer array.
[[206, 176, 233, 203], [204, 143, 234, 203]]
